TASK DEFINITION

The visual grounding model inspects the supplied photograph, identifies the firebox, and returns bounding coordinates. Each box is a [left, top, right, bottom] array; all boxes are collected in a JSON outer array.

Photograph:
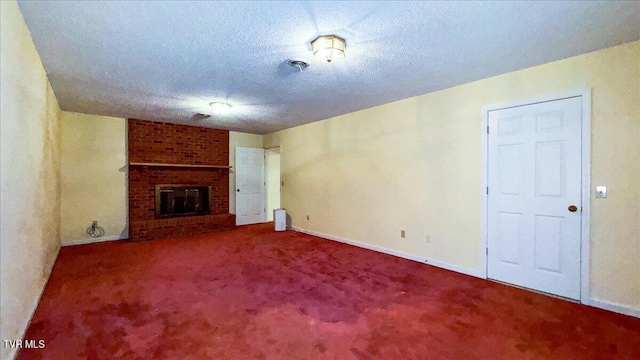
[[155, 185, 211, 218]]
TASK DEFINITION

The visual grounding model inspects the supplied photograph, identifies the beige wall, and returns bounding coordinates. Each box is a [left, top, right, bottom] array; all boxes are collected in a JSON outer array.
[[264, 41, 640, 312], [229, 131, 263, 214], [0, 1, 62, 359], [60, 112, 127, 244]]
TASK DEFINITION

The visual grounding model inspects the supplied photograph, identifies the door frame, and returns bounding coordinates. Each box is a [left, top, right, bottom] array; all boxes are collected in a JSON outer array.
[[265, 146, 282, 221], [480, 88, 591, 303]]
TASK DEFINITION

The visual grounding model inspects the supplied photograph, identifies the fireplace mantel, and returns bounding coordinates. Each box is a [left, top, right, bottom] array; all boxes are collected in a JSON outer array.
[[129, 162, 231, 169]]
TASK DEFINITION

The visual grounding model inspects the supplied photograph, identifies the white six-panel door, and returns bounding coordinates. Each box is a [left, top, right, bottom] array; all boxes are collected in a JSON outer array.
[[487, 97, 582, 300], [235, 147, 265, 226]]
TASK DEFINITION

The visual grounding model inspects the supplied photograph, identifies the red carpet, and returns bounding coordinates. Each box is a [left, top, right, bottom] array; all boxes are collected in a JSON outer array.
[[19, 224, 640, 359]]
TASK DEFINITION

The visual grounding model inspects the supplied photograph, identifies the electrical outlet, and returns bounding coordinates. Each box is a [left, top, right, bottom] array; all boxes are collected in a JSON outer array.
[[400, 230, 405, 238], [425, 235, 431, 243]]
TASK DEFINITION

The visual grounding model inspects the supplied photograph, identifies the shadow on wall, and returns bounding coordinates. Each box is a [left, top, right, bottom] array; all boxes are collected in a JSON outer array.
[[119, 227, 129, 239], [119, 164, 129, 239]]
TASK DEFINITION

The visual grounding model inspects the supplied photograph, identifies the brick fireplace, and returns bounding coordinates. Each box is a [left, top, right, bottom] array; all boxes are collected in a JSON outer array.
[[128, 119, 235, 242]]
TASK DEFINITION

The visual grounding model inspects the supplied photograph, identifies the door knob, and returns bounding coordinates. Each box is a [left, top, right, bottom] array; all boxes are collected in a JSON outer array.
[[236, 189, 240, 192], [568, 205, 578, 212]]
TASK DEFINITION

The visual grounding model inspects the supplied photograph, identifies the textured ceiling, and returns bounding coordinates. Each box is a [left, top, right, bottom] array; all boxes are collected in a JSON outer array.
[[18, 1, 640, 134]]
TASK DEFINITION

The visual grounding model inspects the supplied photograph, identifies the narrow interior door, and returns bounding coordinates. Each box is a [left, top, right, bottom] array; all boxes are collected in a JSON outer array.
[[235, 147, 265, 225], [487, 97, 583, 300]]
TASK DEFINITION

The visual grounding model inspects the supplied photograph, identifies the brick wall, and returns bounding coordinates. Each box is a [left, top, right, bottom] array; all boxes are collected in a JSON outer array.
[[128, 119, 235, 242]]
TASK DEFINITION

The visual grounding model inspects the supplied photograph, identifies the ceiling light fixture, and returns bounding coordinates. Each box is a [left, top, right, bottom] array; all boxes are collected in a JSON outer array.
[[210, 102, 231, 115], [311, 35, 346, 63]]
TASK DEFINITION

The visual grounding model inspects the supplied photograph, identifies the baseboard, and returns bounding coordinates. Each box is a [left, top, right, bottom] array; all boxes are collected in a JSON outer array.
[[584, 298, 640, 318], [292, 226, 639, 319], [292, 227, 485, 279], [62, 235, 127, 247], [9, 244, 60, 360]]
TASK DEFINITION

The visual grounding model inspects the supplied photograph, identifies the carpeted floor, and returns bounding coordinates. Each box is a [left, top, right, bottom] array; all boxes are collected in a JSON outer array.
[[19, 223, 640, 359]]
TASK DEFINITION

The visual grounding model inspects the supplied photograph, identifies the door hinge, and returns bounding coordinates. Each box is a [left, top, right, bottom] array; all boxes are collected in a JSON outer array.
[[487, 126, 489, 134], [486, 247, 488, 256], [486, 187, 489, 195]]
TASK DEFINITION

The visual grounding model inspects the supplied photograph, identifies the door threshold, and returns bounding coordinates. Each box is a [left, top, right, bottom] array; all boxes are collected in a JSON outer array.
[[488, 279, 580, 303]]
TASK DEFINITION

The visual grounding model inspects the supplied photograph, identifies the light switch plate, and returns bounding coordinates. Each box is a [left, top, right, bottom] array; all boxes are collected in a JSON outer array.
[[596, 185, 607, 198]]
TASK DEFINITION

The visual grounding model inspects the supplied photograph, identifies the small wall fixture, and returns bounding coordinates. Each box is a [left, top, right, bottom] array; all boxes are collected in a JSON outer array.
[[311, 35, 346, 62], [210, 102, 231, 115]]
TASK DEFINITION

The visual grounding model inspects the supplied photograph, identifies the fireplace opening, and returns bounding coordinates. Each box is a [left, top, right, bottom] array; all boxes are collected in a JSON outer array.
[[155, 185, 211, 218]]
